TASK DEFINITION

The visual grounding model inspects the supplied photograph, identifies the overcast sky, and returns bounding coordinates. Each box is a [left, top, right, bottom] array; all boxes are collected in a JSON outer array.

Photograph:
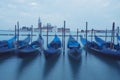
[[0, 0, 120, 31]]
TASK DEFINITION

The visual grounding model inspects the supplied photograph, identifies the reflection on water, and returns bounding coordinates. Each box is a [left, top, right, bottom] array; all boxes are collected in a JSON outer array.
[[42, 54, 60, 80], [0, 55, 14, 64], [0, 50, 120, 80], [68, 56, 82, 80], [82, 51, 120, 80], [0, 56, 20, 80], [93, 54, 120, 74], [17, 55, 38, 80]]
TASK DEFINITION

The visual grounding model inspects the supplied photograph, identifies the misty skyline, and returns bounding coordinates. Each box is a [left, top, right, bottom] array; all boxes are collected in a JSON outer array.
[[0, 0, 120, 31]]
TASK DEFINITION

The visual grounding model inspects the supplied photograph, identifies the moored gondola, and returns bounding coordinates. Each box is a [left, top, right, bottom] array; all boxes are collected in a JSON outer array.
[[44, 35, 61, 59], [17, 35, 44, 57], [67, 35, 81, 60], [0, 36, 16, 56], [80, 35, 120, 60]]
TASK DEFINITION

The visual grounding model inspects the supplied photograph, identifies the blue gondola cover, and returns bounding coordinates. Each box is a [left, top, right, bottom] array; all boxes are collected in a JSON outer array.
[[67, 35, 80, 48], [47, 35, 61, 49]]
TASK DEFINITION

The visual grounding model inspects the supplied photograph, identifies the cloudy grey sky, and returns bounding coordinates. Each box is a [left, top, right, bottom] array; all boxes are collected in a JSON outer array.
[[0, 0, 120, 31]]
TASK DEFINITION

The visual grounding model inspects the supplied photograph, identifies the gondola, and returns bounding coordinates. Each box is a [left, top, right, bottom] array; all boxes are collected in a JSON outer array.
[[0, 36, 17, 48], [0, 36, 16, 56], [94, 35, 105, 46], [67, 35, 81, 60], [117, 34, 120, 41], [0, 36, 16, 48], [44, 35, 61, 59], [0, 41, 8, 48], [17, 35, 44, 57], [80, 35, 120, 60], [17, 34, 31, 49], [95, 35, 119, 50], [0, 34, 31, 56]]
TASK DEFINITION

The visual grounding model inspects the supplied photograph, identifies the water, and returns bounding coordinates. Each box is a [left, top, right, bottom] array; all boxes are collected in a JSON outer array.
[[0, 31, 120, 80]]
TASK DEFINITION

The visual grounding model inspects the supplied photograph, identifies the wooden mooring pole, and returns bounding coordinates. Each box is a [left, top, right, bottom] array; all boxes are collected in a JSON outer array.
[[111, 22, 115, 49], [17, 21, 19, 42], [15, 25, 17, 41], [86, 22, 88, 56], [31, 25, 33, 43], [105, 29, 107, 42], [112, 22, 115, 49], [117, 27, 119, 44], [77, 28, 79, 41], [91, 28, 94, 42], [38, 17, 42, 36], [47, 23, 49, 47], [63, 21, 66, 55], [62, 27, 64, 50]]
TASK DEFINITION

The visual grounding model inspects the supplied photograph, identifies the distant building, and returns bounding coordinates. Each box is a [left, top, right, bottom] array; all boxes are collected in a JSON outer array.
[[34, 28, 39, 32], [57, 28, 70, 32], [20, 26, 31, 31], [42, 26, 54, 32], [34, 23, 54, 32], [80, 30, 91, 33], [81, 30, 84, 33], [94, 30, 112, 33], [80, 29, 115, 33]]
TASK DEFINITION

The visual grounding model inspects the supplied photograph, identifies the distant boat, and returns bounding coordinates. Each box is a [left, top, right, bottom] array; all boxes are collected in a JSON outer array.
[[80, 35, 120, 60], [17, 35, 44, 57], [44, 35, 61, 59], [67, 35, 81, 60]]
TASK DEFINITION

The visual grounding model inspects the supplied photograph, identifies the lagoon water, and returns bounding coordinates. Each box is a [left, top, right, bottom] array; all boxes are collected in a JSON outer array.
[[0, 31, 120, 80]]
